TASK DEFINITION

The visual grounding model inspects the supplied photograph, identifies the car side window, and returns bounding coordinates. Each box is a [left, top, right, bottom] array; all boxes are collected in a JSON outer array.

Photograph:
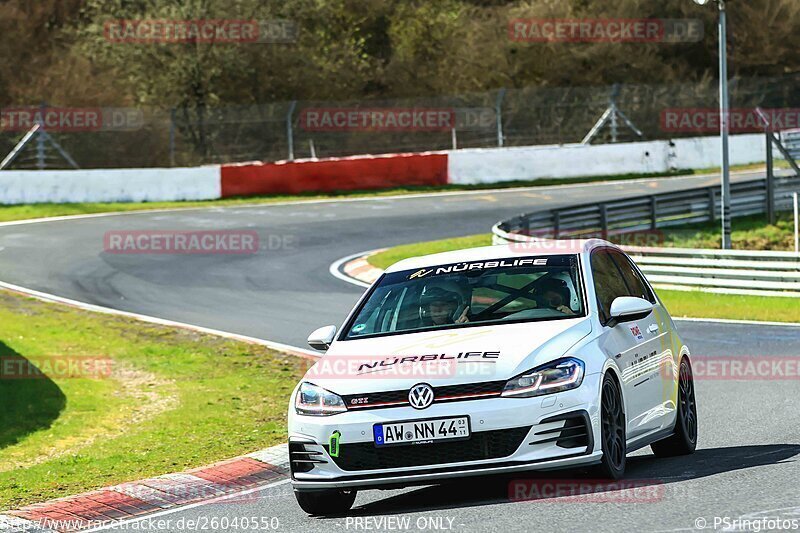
[[590, 250, 630, 324], [609, 250, 656, 304]]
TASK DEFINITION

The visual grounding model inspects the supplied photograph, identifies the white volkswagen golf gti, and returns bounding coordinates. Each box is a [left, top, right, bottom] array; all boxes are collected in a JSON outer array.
[[289, 240, 698, 515]]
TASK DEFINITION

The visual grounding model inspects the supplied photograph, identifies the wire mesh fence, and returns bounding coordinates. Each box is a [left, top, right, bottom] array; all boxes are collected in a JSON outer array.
[[1, 74, 798, 169]]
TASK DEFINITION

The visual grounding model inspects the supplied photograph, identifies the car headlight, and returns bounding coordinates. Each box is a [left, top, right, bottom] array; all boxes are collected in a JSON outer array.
[[295, 382, 347, 416], [501, 357, 585, 398]]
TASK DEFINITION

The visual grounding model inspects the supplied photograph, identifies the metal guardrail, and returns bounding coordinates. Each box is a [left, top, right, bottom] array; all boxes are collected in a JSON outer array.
[[781, 129, 800, 162], [625, 247, 800, 295], [497, 176, 799, 239], [493, 175, 800, 296]]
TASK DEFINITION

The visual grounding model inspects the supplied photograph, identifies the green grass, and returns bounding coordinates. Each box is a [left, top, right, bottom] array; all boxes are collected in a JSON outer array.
[[369, 234, 492, 270], [367, 234, 800, 323], [657, 290, 800, 323], [0, 290, 308, 509], [659, 212, 798, 251], [0, 164, 767, 224], [368, 212, 797, 270]]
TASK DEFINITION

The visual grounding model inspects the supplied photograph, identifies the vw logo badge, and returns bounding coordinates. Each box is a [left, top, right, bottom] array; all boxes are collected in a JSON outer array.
[[408, 383, 434, 410]]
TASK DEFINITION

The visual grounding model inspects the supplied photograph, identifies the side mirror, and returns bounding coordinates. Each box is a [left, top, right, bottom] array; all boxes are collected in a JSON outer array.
[[307, 325, 337, 351], [609, 296, 653, 325]]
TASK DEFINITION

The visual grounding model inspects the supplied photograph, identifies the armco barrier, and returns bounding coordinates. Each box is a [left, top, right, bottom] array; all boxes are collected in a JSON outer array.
[[496, 175, 800, 238], [625, 246, 800, 295], [220, 152, 448, 197], [492, 177, 800, 297]]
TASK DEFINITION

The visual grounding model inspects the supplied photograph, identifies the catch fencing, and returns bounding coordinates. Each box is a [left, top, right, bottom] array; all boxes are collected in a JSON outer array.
[[1, 75, 798, 169]]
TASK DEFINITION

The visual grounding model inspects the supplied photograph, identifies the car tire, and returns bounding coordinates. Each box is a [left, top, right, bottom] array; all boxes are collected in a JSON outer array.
[[651, 358, 698, 457], [294, 489, 357, 516], [597, 373, 626, 479]]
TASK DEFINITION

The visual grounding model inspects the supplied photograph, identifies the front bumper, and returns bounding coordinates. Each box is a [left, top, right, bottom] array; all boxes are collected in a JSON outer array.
[[289, 372, 603, 490]]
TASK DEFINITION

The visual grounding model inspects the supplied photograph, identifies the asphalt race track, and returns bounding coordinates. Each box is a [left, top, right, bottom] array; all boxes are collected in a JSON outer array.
[[1, 171, 799, 532], [0, 171, 785, 348]]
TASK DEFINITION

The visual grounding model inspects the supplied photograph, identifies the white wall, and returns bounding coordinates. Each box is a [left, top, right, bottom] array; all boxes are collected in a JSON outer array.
[[0, 166, 221, 204], [447, 134, 765, 185], [669, 135, 765, 169], [0, 134, 771, 204]]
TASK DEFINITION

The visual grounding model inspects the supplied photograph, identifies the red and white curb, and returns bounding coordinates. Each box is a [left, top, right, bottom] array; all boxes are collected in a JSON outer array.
[[341, 251, 384, 285], [329, 249, 385, 289], [0, 445, 290, 532]]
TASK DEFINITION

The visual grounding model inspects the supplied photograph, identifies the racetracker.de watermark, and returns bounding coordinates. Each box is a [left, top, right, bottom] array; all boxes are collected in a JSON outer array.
[[681, 356, 800, 381], [304, 353, 499, 380], [508, 18, 703, 43], [103, 230, 264, 255], [104, 19, 298, 44], [504, 230, 667, 254], [0, 355, 112, 379], [0, 107, 143, 132], [29, 516, 281, 531], [299, 108, 456, 132], [508, 479, 665, 503], [661, 108, 800, 133]]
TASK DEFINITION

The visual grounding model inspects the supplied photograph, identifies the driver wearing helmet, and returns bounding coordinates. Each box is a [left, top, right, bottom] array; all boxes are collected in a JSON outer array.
[[538, 278, 575, 316], [419, 286, 470, 326]]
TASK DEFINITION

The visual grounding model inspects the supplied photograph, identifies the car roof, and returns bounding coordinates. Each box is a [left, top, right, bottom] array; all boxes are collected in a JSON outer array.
[[384, 238, 619, 273]]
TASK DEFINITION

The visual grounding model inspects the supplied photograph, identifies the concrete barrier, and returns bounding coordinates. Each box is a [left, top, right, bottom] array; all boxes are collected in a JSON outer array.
[[0, 134, 772, 204], [447, 134, 765, 185], [0, 166, 220, 204], [220, 152, 447, 197]]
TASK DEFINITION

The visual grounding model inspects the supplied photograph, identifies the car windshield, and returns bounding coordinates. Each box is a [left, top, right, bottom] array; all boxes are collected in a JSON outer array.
[[343, 254, 584, 340]]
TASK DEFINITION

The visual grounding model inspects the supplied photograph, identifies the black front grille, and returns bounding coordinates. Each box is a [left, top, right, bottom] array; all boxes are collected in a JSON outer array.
[[342, 389, 407, 409], [436, 380, 507, 400], [341, 380, 507, 411], [326, 426, 531, 471]]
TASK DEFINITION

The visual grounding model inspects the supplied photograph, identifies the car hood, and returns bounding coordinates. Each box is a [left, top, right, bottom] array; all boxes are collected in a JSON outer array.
[[303, 318, 593, 395]]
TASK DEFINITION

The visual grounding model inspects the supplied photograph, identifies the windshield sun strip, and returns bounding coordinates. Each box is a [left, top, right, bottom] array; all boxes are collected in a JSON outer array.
[[340, 255, 587, 341]]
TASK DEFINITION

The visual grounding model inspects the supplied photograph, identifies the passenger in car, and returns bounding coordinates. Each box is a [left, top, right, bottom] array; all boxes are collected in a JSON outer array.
[[538, 278, 576, 316]]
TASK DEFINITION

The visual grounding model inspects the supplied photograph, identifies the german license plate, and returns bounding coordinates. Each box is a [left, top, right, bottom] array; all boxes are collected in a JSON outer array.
[[373, 416, 470, 447]]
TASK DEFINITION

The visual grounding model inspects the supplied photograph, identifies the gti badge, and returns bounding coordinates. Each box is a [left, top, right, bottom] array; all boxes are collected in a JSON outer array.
[[408, 383, 434, 409]]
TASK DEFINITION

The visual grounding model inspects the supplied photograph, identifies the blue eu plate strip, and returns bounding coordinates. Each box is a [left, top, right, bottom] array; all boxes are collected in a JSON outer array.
[[373, 425, 385, 446]]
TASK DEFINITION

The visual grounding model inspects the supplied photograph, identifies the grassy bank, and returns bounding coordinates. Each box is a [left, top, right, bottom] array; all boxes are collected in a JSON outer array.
[[369, 211, 799, 270], [367, 234, 800, 323], [0, 290, 307, 509], [656, 290, 800, 323], [660, 212, 798, 251]]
